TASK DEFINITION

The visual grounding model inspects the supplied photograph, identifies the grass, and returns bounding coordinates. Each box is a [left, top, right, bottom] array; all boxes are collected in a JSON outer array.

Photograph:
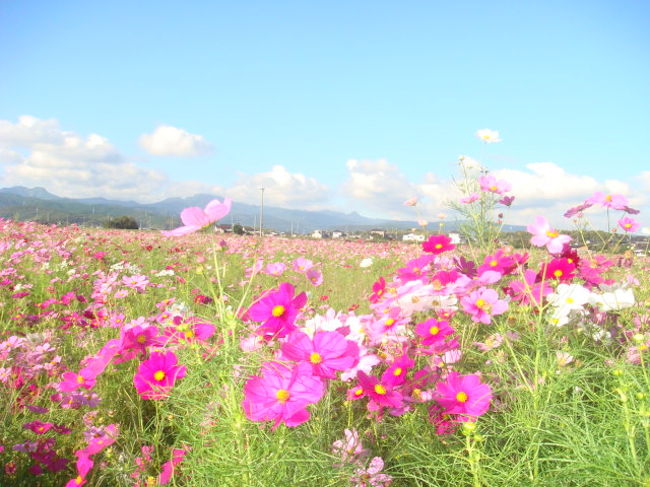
[[0, 222, 649, 486]]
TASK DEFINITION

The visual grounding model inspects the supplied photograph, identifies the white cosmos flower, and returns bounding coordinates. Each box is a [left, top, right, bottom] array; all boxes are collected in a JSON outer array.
[[359, 258, 373, 268], [547, 284, 591, 313], [590, 288, 635, 311], [475, 128, 502, 143]]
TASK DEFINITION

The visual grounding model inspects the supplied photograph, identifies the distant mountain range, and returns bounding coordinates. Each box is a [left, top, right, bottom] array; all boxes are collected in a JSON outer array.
[[0, 186, 526, 234]]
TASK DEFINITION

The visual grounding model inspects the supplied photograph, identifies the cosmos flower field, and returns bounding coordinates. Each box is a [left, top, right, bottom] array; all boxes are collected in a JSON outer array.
[[1, 188, 649, 486]]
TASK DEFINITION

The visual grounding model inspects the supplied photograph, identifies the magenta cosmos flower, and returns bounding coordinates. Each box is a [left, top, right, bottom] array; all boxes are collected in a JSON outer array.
[[422, 234, 455, 255], [526, 216, 571, 254], [247, 282, 307, 339], [242, 361, 324, 428], [436, 372, 492, 421], [162, 198, 232, 237], [133, 351, 186, 400], [460, 287, 508, 324], [281, 331, 359, 379]]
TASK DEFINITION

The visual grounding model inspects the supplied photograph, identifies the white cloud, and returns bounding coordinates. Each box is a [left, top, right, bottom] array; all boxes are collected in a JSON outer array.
[[342, 158, 649, 229], [139, 125, 213, 157], [225, 165, 329, 208], [0, 116, 217, 202], [342, 159, 458, 219], [0, 115, 64, 147]]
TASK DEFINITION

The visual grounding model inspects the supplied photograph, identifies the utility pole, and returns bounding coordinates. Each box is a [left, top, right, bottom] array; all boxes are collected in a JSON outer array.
[[259, 187, 265, 237]]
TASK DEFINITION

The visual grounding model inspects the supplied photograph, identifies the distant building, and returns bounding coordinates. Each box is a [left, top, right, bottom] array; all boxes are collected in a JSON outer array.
[[403, 233, 425, 242], [448, 232, 461, 244], [311, 230, 324, 239], [331, 230, 344, 239]]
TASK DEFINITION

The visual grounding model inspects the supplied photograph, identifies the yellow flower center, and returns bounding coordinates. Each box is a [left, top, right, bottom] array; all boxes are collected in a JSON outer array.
[[75, 476, 84, 485], [566, 297, 574, 304], [76, 375, 85, 384], [456, 391, 468, 403], [354, 388, 364, 396], [546, 230, 559, 238], [275, 389, 290, 403], [309, 352, 322, 364], [475, 298, 486, 309], [412, 388, 422, 398], [393, 367, 403, 376], [434, 244, 443, 249], [489, 185, 497, 191], [553, 270, 563, 278], [374, 384, 387, 395], [136, 334, 147, 344], [385, 318, 395, 327], [154, 370, 165, 381], [624, 223, 632, 228], [489, 260, 498, 267], [271, 305, 286, 317], [429, 326, 440, 335], [605, 194, 613, 202], [184, 330, 194, 339]]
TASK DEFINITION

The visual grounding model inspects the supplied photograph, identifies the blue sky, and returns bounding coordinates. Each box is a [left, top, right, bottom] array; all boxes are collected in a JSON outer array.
[[0, 0, 649, 229]]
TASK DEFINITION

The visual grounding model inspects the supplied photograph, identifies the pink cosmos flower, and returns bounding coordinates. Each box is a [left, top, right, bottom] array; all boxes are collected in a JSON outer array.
[[478, 175, 511, 195], [381, 353, 415, 388], [435, 372, 492, 421], [618, 217, 640, 233], [498, 195, 515, 206], [356, 372, 403, 410], [587, 191, 628, 210], [162, 198, 232, 237], [158, 448, 188, 485], [247, 282, 307, 339], [242, 361, 324, 428], [460, 193, 480, 204], [460, 287, 508, 324], [281, 331, 359, 379], [414, 318, 455, 346], [59, 368, 98, 392], [527, 216, 572, 254], [306, 268, 323, 286], [133, 351, 186, 400], [422, 234, 456, 254], [505, 269, 551, 305], [563, 201, 593, 218]]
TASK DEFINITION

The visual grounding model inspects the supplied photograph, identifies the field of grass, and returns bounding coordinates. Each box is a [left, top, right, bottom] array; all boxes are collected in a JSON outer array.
[[1, 216, 649, 487]]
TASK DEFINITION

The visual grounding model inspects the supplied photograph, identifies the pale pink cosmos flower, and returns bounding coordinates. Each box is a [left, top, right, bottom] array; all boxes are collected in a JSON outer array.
[[403, 197, 418, 207], [527, 216, 572, 254], [331, 428, 368, 465], [351, 456, 393, 487], [618, 217, 640, 233], [478, 175, 511, 195], [162, 198, 232, 236], [587, 192, 628, 210]]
